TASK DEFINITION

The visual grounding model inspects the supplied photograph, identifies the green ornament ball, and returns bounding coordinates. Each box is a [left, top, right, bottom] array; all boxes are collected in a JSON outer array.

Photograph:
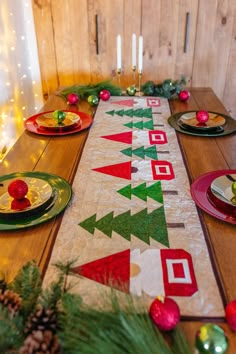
[[52, 110, 66, 125], [232, 181, 236, 196], [126, 86, 136, 96], [195, 323, 228, 354], [88, 95, 99, 106]]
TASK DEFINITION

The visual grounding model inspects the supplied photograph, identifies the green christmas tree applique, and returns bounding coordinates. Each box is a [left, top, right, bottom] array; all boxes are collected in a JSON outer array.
[[79, 207, 169, 247]]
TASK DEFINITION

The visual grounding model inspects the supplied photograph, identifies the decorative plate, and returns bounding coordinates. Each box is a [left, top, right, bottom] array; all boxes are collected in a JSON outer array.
[[178, 112, 225, 130], [190, 170, 236, 224], [211, 174, 236, 207], [0, 172, 72, 230], [25, 110, 93, 136], [168, 111, 236, 137], [36, 111, 81, 130], [0, 177, 53, 216]]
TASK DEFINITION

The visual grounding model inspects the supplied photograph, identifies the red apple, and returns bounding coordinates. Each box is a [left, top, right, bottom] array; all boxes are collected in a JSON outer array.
[[8, 179, 28, 200], [11, 197, 31, 210], [196, 110, 209, 123]]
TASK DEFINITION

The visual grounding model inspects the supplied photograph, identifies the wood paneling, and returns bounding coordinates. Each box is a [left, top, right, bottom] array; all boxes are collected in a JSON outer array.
[[192, 0, 236, 101], [32, 0, 236, 116]]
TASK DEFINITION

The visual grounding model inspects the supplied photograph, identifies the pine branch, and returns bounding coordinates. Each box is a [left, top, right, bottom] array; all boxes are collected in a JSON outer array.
[[60, 80, 122, 100], [39, 276, 64, 311], [142, 77, 186, 98], [58, 292, 185, 354], [170, 326, 192, 354], [10, 261, 42, 321], [0, 305, 24, 352]]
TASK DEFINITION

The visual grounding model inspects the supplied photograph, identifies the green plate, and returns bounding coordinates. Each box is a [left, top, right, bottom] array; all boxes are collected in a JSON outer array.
[[0, 171, 72, 230], [168, 111, 236, 137]]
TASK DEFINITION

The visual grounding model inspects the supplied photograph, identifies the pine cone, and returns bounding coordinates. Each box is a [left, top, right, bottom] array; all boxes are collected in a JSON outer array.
[[24, 307, 58, 335], [19, 330, 61, 354], [0, 288, 22, 317]]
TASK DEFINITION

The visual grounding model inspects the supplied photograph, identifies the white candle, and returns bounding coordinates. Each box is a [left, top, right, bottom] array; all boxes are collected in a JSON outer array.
[[117, 35, 122, 71], [138, 35, 143, 73], [132, 33, 136, 68]]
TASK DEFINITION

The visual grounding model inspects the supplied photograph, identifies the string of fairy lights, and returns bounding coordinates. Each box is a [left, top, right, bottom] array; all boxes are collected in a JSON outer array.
[[0, 0, 43, 161]]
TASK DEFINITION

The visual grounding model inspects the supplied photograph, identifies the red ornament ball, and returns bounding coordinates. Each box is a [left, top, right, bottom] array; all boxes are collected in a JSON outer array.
[[225, 300, 236, 331], [99, 90, 111, 101], [178, 90, 190, 102], [149, 296, 180, 331], [67, 93, 79, 105], [11, 197, 31, 210], [196, 110, 209, 123], [8, 179, 28, 200]]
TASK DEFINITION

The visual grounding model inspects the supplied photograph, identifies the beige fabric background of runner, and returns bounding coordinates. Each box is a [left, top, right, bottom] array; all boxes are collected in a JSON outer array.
[[44, 97, 224, 318]]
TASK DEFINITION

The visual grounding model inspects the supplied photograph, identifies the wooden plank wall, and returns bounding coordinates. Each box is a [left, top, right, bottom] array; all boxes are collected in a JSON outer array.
[[32, 0, 236, 117]]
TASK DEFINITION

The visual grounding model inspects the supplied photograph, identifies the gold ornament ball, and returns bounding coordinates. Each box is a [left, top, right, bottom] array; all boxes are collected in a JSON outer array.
[[126, 86, 136, 96]]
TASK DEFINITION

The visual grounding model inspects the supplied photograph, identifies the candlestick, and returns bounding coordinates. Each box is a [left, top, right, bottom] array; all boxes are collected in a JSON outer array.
[[132, 33, 136, 70], [138, 35, 143, 74], [117, 34, 122, 72], [132, 33, 136, 84], [138, 72, 142, 97]]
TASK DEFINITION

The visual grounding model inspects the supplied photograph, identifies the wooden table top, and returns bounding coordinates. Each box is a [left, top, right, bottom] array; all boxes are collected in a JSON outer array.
[[0, 87, 235, 351]]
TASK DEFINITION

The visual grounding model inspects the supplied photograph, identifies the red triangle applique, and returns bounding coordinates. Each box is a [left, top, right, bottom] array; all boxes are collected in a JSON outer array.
[[92, 161, 131, 180], [112, 99, 135, 107], [71, 249, 130, 293], [101, 132, 132, 144]]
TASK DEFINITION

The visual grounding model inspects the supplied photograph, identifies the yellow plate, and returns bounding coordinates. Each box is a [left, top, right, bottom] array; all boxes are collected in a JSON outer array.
[[36, 111, 81, 130], [0, 177, 53, 214]]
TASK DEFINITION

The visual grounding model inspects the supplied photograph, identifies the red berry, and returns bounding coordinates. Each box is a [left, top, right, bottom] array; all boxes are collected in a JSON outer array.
[[11, 198, 31, 210], [8, 179, 29, 200]]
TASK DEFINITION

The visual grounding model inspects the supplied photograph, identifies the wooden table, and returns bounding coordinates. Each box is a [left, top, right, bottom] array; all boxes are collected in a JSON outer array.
[[0, 88, 235, 351]]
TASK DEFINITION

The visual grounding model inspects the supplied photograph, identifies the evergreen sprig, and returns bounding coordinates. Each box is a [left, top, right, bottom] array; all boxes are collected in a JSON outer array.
[[142, 77, 186, 98], [60, 80, 122, 100], [10, 261, 42, 321]]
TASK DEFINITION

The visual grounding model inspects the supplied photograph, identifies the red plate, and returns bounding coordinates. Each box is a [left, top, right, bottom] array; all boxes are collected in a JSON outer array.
[[190, 170, 236, 225], [24, 110, 93, 136]]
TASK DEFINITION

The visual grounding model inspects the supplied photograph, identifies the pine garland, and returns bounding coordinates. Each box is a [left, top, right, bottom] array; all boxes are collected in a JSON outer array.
[[0, 261, 192, 354], [60, 78, 186, 101], [60, 80, 122, 100]]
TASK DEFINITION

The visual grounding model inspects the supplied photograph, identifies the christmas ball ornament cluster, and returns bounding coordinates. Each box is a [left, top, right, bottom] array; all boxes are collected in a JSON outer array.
[[67, 93, 79, 105], [178, 90, 190, 102], [149, 296, 180, 331], [195, 323, 228, 354]]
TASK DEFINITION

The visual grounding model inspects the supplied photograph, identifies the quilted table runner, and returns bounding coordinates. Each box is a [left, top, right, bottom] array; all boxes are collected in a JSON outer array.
[[44, 96, 224, 318]]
